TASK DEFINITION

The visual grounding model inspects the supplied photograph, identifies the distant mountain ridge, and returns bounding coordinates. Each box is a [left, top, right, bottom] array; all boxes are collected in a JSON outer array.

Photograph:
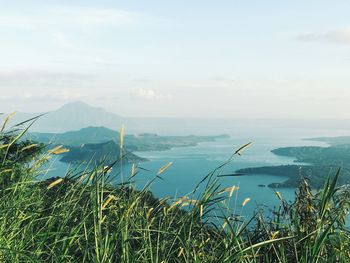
[[10, 101, 126, 133], [30, 126, 118, 146], [29, 126, 229, 165], [30, 126, 230, 152]]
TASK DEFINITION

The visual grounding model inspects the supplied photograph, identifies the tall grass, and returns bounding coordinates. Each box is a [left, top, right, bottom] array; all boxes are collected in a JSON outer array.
[[0, 116, 350, 262]]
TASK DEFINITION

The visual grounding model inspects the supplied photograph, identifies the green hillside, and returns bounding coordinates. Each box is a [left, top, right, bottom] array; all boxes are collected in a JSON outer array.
[[60, 140, 147, 164], [237, 141, 350, 188], [30, 126, 229, 152]]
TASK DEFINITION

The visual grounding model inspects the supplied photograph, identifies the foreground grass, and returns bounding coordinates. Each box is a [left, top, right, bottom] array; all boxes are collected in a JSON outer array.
[[1, 118, 350, 262]]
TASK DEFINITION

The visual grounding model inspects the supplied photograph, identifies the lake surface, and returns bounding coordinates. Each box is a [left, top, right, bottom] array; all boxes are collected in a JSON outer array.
[[40, 123, 350, 220]]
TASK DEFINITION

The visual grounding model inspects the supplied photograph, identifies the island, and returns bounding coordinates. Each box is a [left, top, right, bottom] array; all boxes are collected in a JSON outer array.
[[236, 137, 350, 188]]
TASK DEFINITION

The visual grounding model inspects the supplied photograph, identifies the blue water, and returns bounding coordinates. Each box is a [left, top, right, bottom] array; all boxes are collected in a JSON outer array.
[[39, 125, 344, 220]]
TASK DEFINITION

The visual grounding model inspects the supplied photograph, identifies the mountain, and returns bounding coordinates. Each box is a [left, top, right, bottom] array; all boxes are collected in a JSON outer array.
[[60, 140, 147, 164], [11, 101, 126, 133]]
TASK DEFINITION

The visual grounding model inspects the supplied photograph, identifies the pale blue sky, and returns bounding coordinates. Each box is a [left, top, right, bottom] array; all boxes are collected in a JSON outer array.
[[1, 0, 350, 118]]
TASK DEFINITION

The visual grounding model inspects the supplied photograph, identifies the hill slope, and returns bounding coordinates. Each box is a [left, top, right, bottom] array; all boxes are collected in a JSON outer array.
[[60, 140, 147, 164]]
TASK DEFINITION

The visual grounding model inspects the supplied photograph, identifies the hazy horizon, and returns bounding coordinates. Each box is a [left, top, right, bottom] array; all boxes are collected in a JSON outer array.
[[1, 1, 350, 119], [7, 100, 350, 121]]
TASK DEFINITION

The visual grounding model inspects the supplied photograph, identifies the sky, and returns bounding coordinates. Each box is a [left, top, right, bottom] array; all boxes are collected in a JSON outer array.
[[1, 0, 350, 119]]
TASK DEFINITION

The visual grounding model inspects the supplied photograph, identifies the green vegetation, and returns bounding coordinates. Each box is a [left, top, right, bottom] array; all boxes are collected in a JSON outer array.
[[236, 165, 344, 188], [1, 118, 350, 262], [237, 143, 350, 188], [271, 145, 350, 165], [60, 140, 147, 164], [30, 126, 229, 152]]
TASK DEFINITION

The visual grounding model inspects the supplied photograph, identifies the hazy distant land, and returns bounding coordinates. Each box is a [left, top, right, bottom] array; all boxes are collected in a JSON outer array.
[[30, 126, 229, 164], [12, 101, 350, 136], [10, 101, 126, 133], [304, 136, 350, 146]]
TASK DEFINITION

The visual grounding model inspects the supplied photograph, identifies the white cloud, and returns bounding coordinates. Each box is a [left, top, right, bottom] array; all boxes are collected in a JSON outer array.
[[0, 90, 83, 101], [0, 16, 40, 30], [59, 90, 83, 100], [135, 88, 173, 100], [56, 7, 137, 28], [0, 7, 138, 31], [297, 27, 350, 45], [0, 70, 94, 87]]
